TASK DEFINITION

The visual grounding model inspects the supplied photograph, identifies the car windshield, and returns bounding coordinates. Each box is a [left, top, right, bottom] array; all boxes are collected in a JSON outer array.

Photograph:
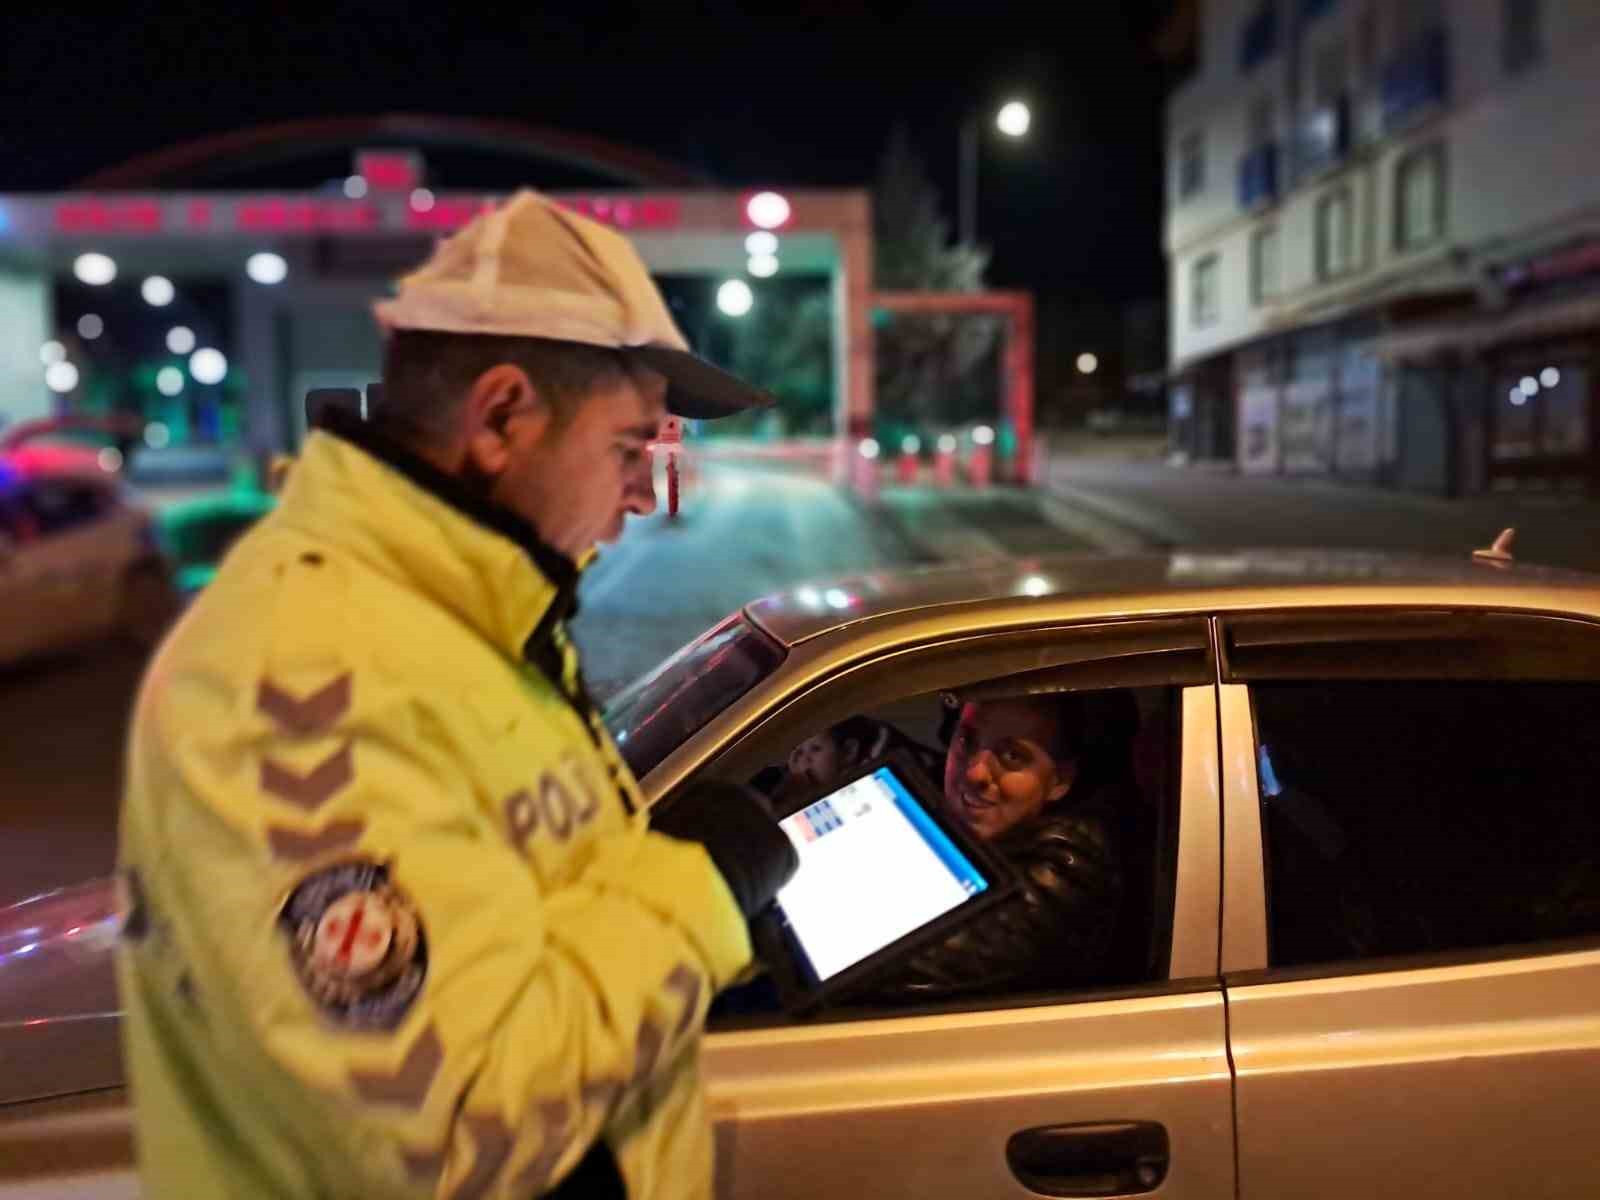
[[604, 613, 785, 780]]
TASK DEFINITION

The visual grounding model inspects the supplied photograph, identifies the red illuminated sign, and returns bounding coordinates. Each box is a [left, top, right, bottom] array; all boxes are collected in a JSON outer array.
[[55, 200, 163, 234], [356, 151, 423, 193], [48, 193, 682, 239], [236, 199, 377, 233]]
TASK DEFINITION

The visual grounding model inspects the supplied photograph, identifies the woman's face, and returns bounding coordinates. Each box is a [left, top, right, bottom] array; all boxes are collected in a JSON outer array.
[[787, 734, 842, 788], [944, 699, 1074, 840]]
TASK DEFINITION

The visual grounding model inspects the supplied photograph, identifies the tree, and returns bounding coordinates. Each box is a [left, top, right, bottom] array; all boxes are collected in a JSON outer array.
[[725, 281, 834, 436], [873, 126, 999, 426]]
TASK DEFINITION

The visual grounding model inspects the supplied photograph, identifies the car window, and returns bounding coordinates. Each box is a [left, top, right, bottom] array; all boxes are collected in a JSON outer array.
[[710, 680, 1184, 1025], [1252, 679, 1600, 969], [22, 481, 109, 537], [604, 613, 786, 779]]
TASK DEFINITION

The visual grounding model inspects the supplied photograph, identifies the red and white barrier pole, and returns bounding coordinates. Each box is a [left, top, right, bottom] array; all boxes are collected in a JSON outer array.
[[933, 433, 957, 487], [968, 424, 995, 488], [896, 435, 920, 484], [854, 437, 881, 503]]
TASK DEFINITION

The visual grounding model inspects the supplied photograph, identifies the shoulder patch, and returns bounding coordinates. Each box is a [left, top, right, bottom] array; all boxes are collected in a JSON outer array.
[[278, 859, 427, 1030]]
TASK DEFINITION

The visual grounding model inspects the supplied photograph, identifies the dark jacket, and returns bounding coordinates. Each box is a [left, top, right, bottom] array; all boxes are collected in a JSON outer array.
[[867, 787, 1126, 1004]]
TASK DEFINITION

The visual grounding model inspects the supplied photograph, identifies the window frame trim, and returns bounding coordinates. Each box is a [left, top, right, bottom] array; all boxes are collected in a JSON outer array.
[[1394, 140, 1447, 253], [1192, 252, 1221, 327]]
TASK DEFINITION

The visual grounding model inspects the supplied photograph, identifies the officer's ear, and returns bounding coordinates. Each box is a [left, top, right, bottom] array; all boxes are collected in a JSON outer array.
[[463, 364, 551, 476]]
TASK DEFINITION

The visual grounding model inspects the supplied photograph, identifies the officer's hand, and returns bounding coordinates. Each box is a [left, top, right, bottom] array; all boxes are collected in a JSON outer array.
[[651, 781, 798, 920]]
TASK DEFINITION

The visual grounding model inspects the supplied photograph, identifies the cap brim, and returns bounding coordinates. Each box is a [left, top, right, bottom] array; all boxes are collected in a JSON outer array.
[[626, 346, 775, 420]]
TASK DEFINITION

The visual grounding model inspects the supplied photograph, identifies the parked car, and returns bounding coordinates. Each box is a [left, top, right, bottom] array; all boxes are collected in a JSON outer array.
[[5, 549, 1600, 1198], [0, 443, 176, 666]]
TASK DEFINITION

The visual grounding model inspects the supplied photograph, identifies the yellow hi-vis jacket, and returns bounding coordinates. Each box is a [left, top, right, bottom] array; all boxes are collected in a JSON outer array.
[[117, 425, 751, 1200]]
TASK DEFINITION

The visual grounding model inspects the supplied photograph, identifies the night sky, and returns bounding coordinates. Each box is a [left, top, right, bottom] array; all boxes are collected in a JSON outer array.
[[4, 3, 1167, 302]]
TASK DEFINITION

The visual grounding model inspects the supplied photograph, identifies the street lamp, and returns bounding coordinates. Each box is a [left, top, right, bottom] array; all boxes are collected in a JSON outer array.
[[961, 99, 1031, 247]]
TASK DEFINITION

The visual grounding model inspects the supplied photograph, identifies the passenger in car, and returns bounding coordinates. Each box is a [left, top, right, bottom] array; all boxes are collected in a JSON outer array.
[[754, 716, 941, 804], [866, 689, 1135, 1003]]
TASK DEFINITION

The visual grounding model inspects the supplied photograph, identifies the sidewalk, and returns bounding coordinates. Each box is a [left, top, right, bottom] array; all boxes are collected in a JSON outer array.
[[1041, 456, 1600, 573]]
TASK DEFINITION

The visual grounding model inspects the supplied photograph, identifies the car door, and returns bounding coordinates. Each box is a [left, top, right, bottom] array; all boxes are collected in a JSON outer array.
[[651, 617, 1236, 1200], [1215, 609, 1600, 1199], [15, 479, 125, 648]]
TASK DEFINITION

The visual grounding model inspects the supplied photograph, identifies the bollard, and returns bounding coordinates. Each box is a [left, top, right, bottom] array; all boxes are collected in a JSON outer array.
[[933, 433, 957, 487], [896, 450, 919, 484], [854, 437, 881, 503], [967, 444, 993, 488]]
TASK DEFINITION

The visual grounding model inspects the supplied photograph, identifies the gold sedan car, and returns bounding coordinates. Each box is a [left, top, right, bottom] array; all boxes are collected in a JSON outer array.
[[5, 550, 1600, 1199]]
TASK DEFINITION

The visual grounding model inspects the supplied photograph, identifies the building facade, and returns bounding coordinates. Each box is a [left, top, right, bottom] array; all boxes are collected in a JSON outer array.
[[1165, 0, 1600, 494]]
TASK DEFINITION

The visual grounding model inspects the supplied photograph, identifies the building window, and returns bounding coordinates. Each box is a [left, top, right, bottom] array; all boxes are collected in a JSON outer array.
[[1356, 5, 1380, 83], [1249, 96, 1275, 148], [1313, 38, 1348, 107], [1192, 254, 1221, 326], [1178, 131, 1205, 200], [1241, 3, 1279, 71], [1503, 0, 1542, 74], [1395, 142, 1446, 251], [1251, 227, 1282, 304], [1316, 187, 1354, 279]]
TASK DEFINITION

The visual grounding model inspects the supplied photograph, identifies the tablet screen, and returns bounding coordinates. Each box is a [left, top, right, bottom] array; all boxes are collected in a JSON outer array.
[[774, 763, 989, 982]]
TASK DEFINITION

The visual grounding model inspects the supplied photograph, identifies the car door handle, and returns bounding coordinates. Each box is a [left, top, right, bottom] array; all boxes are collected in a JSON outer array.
[[1006, 1121, 1170, 1197]]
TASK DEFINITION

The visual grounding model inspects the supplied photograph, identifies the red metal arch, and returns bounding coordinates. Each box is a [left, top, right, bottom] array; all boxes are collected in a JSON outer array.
[[76, 113, 712, 190]]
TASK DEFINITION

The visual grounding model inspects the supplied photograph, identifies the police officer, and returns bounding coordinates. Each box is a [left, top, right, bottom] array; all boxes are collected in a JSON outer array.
[[117, 191, 797, 1199]]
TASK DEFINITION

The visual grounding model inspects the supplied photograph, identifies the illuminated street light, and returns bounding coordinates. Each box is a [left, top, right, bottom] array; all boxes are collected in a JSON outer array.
[[344, 175, 368, 199], [74, 252, 116, 286], [141, 276, 175, 307], [972, 424, 996, 446], [1021, 575, 1050, 597], [902, 435, 920, 454], [1077, 352, 1099, 375], [746, 191, 792, 230], [246, 252, 288, 285], [45, 361, 80, 393], [962, 98, 1033, 246], [166, 326, 196, 355], [745, 231, 779, 256], [937, 433, 958, 454], [190, 348, 228, 385], [97, 448, 123, 473], [717, 279, 754, 317], [156, 366, 185, 397], [747, 253, 779, 278], [1541, 366, 1561, 389], [859, 438, 881, 460], [997, 100, 1032, 138], [1510, 387, 1528, 408], [145, 422, 172, 449], [1519, 375, 1539, 396], [77, 314, 104, 340], [410, 187, 436, 212], [39, 340, 65, 366]]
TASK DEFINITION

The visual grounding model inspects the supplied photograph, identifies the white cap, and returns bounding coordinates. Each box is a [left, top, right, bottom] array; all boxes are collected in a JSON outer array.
[[375, 190, 771, 418]]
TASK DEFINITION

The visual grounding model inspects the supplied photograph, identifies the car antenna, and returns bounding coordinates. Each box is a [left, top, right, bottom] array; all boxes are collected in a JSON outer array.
[[1472, 528, 1516, 564]]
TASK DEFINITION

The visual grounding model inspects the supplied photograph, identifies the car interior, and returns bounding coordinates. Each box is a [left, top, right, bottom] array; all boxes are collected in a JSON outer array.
[[707, 676, 1182, 1027]]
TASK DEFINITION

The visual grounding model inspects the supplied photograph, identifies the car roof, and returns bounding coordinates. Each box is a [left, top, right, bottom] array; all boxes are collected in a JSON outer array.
[[744, 549, 1600, 647], [0, 445, 117, 488]]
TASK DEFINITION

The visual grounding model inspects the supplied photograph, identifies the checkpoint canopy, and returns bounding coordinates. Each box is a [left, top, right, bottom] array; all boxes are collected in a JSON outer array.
[[0, 184, 875, 455]]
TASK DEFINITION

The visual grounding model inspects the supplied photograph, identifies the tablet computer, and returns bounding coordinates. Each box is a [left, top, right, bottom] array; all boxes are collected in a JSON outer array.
[[753, 751, 1016, 1013]]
